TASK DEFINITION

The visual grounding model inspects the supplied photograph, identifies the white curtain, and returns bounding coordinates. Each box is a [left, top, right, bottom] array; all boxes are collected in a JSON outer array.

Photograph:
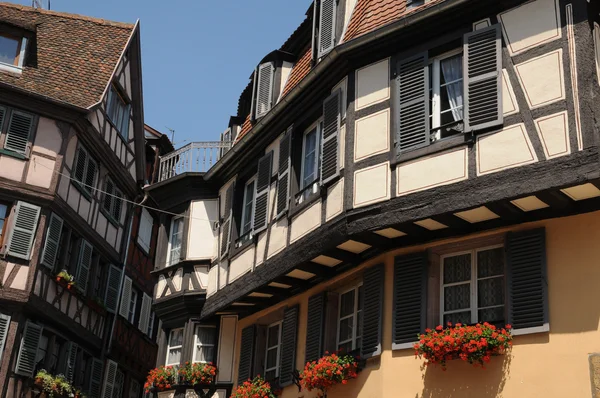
[[441, 57, 464, 122]]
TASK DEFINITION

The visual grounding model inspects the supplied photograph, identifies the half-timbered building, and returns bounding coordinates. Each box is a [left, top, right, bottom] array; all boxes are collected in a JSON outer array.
[[149, 0, 600, 397]]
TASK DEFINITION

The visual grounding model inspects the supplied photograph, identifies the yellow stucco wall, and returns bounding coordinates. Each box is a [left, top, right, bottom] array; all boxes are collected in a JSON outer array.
[[233, 210, 600, 398]]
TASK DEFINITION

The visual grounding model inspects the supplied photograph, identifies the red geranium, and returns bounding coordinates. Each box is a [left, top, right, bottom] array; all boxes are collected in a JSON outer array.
[[144, 365, 177, 393], [144, 362, 218, 393], [299, 352, 358, 395], [232, 376, 277, 398], [414, 322, 513, 370]]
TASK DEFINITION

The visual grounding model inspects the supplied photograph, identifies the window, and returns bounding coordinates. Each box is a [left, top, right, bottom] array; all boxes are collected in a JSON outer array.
[[0, 34, 27, 71], [147, 311, 155, 337], [441, 246, 505, 325], [73, 146, 98, 198], [107, 85, 130, 139], [255, 63, 274, 119], [406, 0, 425, 9], [317, 0, 337, 58], [114, 368, 125, 398], [2, 108, 36, 156], [241, 178, 256, 237], [337, 285, 363, 353], [102, 177, 123, 224], [137, 208, 153, 253], [193, 325, 216, 364], [0, 202, 10, 247], [301, 123, 321, 190], [430, 50, 464, 140], [167, 217, 183, 266], [264, 322, 282, 381], [128, 289, 138, 324], [166, 328, 184, 366]]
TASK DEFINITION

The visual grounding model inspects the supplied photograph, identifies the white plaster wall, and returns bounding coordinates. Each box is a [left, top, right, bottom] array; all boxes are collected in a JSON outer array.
[[33, 117, 62, 157], [207, 265, 218, 297], [255, 232, 267, 267], [354, 108, 390, 162], [265, 137, 280, 177], [229, 246, 255, 283], [0, 156, 24, 182], [353, 162, 390, 208], [333, 76, 348, 119], [267, 218, 288, 259], [477, 124, 538, 176], [25, 155, 54, 189], [96, 213, 108, 238], [514, 49, 565, 109], [156, 275, 166, 299], [534, 111, 570, 159], [219, 260, 228, 289], [355, 58, 390, 110], [216, 315, 238, 383], [290, 201, 322, 244], [326, 178, 344, 221], [64, 134, 78, 171], [187, 200, 218, 260], [279, 62, 294, 101], [194, 265, 209, 289], [106, 223, 118, 250], [172, 268, 183, 291], [502, 69, 519, 116], [8, 264, 27, 290]]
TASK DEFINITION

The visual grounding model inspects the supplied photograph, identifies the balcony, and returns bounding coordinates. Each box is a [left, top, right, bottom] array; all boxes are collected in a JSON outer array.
[[157, 141, 232, 183]]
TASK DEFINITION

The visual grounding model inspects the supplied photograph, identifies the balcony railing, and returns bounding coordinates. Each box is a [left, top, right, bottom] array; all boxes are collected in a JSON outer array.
[[157, 141, 232, 183]]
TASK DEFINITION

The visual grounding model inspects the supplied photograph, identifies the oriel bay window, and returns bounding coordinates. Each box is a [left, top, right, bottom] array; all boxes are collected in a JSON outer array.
[[194, 325, 216, 364], [298, 121, 322, 204], [167, 216, 183, 266], [167, 328, 184, 366]]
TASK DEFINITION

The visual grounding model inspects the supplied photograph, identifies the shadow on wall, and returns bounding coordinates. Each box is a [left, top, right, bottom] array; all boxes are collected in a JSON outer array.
[[420, 354, 513, 398]]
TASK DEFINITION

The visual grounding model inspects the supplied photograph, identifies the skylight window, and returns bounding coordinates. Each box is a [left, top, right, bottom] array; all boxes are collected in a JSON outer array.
[[0, 34, 26, 72]]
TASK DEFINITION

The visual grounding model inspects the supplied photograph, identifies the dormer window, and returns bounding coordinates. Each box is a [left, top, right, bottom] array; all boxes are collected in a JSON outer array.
[[0, 34, 27, 72], [316, 0, 337, 58], [251, 51, 296, 120], [107, 84, 131, 140], [254, 63, 274, 119], [406, 0, 426, 10]]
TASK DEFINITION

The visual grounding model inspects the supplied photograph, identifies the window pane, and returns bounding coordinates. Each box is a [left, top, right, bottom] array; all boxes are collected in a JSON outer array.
[[302, 129, 318, 187], [443, 254, 471, 284], [477, 248, 504, 278], [338, 317, 353, 343], [169, 329, 183, 347], [444, 283, 470, 311], [356, 310, 363, 339], [338, 341, 352, 353], [242, 181, 255, 234], [443, 311, 470, 326], [478, 276, 504, 308], [0, 204, 7, 239], [478, 306, 504, 325], [265, 369, 277, 382], [196, 327, 216, 345], [195, 346, 215, 363], [267, 325, 280, 348], [0, 36, 19, 65], [266, 348, 278, 369], [340, 290, 355, 317], [167, 348, 181, 365]]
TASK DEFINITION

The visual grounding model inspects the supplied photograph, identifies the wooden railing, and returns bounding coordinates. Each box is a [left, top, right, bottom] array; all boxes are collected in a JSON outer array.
[[157, 141, 233, 182]]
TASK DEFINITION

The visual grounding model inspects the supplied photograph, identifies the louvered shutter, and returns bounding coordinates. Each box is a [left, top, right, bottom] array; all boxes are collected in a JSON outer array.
[[41, 213, 63, 269], [237, 325, 256, 384], [506, 228, 549, 335], [396, 52, 429, 153], [279, 306, 299, 386], [361, 264, 384, 358], [101, 359, 118, 398], [88, 358, 104, 398], [138, 293, 152, 333], [74, 147, 87, 184], [253, 151, 273, 234], [463, 24, 503, 131], [255, 63, 274, 119], [4, 111, 34, 156], [114, 369, 125, 398], [276, 127, 293, 217], [305, 293, 326, 363], [119, 276, 133, 319], [0, 107, 6, 133], [84, 158, 98, 194], [103, 178, 114, 214], [105, 265, 122, 313], [6, 201, 41, 260], [392, 252, 428, 349], [320, 90, 341, 185], [75, 240, 93, 293], [318, 0, 336, 57], [64, 342, 79, 382], [0, 313, 11, 361], [112, 189, 123, 222], [15, 321, 43, 377], [220, 182, 235, 258]]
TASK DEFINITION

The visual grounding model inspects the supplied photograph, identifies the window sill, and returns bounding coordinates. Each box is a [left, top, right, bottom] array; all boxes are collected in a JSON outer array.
[[392, 133, 472, 166], [231, 235, 255, 258], [71, 181, 93, 202], [289, 185, 323, 219], [0, 62, 23, 76], [100, 208, 120, 227], [0, 148, 26, 160]]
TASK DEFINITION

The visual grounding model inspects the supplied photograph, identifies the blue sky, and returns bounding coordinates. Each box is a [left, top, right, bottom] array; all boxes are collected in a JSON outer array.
[[14, 0, 310, 147]]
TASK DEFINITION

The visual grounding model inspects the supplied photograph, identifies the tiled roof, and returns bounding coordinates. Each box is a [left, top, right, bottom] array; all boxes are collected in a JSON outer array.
[[280, 48, 312, 98], [0, 2, 135, 109], [236, 115, 252, 142]]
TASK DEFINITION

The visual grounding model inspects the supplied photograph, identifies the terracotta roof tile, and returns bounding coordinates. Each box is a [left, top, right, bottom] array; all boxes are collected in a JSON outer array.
[[0, 2, 134, 109], [235, 115, 253, 143], [280, 48, 311, 99]]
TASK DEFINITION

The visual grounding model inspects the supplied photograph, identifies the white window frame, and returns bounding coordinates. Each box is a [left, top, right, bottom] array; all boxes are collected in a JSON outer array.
[[336, 283, 363, 352], [440, 244, 505, 325], [264, 321, 283, 380], [166, 328, 184, 366], [430, 48, 464, 136], [0, 35, 27, 74], [128, 289, 137, 324], [594, 22, 600, 88], [240, 177, 256, 237], [166, 216, 184, 266], [193, 324, 216, 364], [147, 311, 155, 337], [137, 208, 153, 254], [300, 120, 322, 191]]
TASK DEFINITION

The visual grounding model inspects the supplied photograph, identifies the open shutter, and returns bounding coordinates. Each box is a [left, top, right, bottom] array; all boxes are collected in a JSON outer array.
[[114, 369, 125, 398], [0, 107, 6, 133], [105, 265, 122, 313], [119, 276, 133, 319], [75, 240, 93, 293], [138, 293, 152, 333], [64, 342, 79, 382], [506, 228, 549, 335], [392, 252, 428, 349], [253, 151, 273, 234], [41, 213, 63, 269], [276, 127, 293, 217], [305, 293, 326, 363], [220, 182, 235, 258], [320, 90, 341, 185], [74, 147, 88, 183], [4, 110, 34, 156], [396, 52, 429, 153], [279, 306, 299, 386], [361, 264, 384, 358], [318, 0, 337, 57], [84, 158, 98, 194], [237, 325, 256, 384], [463, 24, 503, 131], [101, 359, 118, 398], [255, 63, 274, 119], [88, 358, 104, 398], [0, 313, 11, 361], [6, 201, 41, 260], [15, 321, 42, 377]]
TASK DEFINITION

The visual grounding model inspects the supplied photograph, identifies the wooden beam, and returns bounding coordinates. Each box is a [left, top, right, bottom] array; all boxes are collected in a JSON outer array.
[[295, 262, 337, 278]]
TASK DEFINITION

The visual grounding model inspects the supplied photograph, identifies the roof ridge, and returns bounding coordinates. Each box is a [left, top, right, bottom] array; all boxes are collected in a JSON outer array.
[[0, 2, 134, 29]]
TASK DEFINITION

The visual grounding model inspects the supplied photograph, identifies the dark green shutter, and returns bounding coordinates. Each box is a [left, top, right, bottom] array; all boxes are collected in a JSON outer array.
[[4, 110, 34, 156], [305, 293, 326, 363], [41, 213, 64, 269], [396, 52, 429, 153], [506, 228, 549, 334], [318, 0, 336, 57], [392, 252, 428, 349], [463, 24, 503, 131], [238, 325, 256, 384], [104, 265, 122, 313], [63, 342, 78, 382], [220, 182, 235, 258], [103, 178, 114, 214], [74, 147, 87, 184], [6, 201, 41, 260], [75, 240, 93, 294], [276, 126, 293, 217], [253, 151, 273, 234], [15, 321, 43, 377], [279, 306, 299, 386], [84, 157, 98, 195], [111, 188, 123, 222], [320, 89, 341, 185], [361, 264, 384, 358], [0, 313, 11, 361], [255, 63, 274, 119], [88, 358, 104, 398]]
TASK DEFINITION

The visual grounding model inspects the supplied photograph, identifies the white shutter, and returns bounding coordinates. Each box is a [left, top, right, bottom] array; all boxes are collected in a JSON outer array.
[[15, 321, 42, 377], [220, 182, 235, 259], [255, 63, 274, 119], [318, 0, 337, 57], [137, 208, 153, 253], [253, 152, 273, 234], [105, 265, 122, 313], [320, 90, 341, 184], [138, 293, 151, 333], [41, 213, 63, 269], [114, 369, 125, 398], [6, 201, 41, 260], [88, 358, 104, 398], [64, 341, 79, 382], [101, 359, 118, 398], [276, 127, 293, 217], [4, 110, 34, 156], [0, 313, 11, 361], [119, 276, 133, 319], [75, 240, 93, 293]]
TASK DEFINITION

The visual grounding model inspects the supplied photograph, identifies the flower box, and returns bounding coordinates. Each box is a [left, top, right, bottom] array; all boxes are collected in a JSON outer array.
[[232, 376, 278, 398], [299, 352, 359, 396], [145, 363, 218, 394]]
